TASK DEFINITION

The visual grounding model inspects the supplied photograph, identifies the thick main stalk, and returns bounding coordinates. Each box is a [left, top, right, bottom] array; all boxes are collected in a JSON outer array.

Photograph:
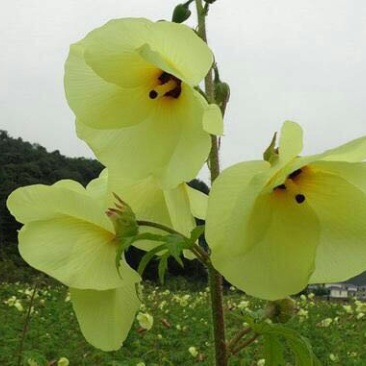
[[195, 1, 227, 365]]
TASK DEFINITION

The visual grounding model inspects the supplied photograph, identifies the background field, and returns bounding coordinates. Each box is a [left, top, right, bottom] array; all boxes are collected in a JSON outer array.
[[2, 278, 366, 366]]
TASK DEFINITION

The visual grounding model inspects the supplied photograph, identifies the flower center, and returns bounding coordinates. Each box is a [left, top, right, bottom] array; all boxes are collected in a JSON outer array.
[[273, 168, 306, 204], [149, 72, 182, 100]]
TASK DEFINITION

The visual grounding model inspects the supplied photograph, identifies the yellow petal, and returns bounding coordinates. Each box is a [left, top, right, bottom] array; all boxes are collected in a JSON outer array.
[[107, 175, 172, 252], [53, 180, 86, 193], [186, 185, 208, 220], [318, 135, 366, 162], [206, 161, 271, 256], [70, 284, 141, 351], [18, 218, 140, 290], [76, 86, 211, 189], [202, 103, 224, 136], [138, 43, 184, 83], [278, 121, 303, 164], [7, 184, 112, 232], [164, 184, 195, 236], [86, 169, 108, 204], [211, 190, 319, 300], [149, 21, 213, 85], [65, 43, 153, 129], [296, 165, 366, 283], [80, 18, 156, 88], [164, 184, 197, 260]]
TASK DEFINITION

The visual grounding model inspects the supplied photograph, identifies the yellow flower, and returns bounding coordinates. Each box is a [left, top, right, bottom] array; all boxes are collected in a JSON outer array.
[[7, 179, 141, 351], [206, 121, 366, 300], [7, 170, 207, 349], [65, 18, 222, 189]]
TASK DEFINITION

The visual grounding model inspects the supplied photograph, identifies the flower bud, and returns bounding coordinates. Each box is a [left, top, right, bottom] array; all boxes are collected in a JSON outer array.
[[263, 132, 278, 163], [106, 193, 138, 239], [265, 297, 296, 323], [214, 80, 230, 108], [172, 3, 192, 23]]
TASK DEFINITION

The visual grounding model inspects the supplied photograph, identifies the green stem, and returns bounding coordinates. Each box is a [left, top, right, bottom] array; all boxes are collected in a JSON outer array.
[[231, 334, 259, 355], [226, 326, 252, 353], [17, 282, 38, 366], [195, 1, 227, 365], [137, 219, 183, 236], [137, 220, 210, 265]]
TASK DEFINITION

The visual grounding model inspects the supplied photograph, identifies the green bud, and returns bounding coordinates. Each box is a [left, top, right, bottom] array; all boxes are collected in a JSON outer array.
[[265, 298, 297, 324], [213, 65, 230, 112], [214, 80, 230, 108], [106, 193, 138, 239], [172, 3, 192, 23]]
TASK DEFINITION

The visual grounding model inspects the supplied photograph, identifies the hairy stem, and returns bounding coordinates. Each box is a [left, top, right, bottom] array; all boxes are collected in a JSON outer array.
[[195, 1, 226, 365]]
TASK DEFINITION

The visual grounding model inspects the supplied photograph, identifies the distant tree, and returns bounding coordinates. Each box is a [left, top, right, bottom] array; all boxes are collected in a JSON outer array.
[[0, 130, 103, 258]]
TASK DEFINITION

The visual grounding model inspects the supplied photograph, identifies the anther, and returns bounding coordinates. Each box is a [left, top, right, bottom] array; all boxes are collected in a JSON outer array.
[[276, 184, 286, 190], [149, 72, 182, 100], [295, 194, 305, 204], [289, 169, 302, 180]]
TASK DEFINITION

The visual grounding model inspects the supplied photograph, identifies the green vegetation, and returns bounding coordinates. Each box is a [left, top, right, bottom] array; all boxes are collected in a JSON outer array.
[[2, 280, 366, 366]]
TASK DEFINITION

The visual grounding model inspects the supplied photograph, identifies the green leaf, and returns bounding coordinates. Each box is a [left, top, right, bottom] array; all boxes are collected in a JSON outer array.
[[137, 244, 167, 276], [189, 225, 205, 244], [134, 231, 191, 281], [258, 323, 321, 366], [263, 334, 286, 366], [115, 236, 135, 278], [164, 234, 187, 265], [158, 254, 169, 284]]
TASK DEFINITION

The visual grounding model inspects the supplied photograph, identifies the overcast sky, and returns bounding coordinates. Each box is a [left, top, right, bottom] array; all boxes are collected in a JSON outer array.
[[1, 0, 366, 182]]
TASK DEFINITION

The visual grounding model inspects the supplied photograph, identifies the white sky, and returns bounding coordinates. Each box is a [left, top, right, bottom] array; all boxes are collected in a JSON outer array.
[[1, 0, 366, 182]]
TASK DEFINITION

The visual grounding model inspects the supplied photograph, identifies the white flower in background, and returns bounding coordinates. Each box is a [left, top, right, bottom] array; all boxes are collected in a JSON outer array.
[[343, 305, 353, 314], [57, 357, 70, 366], [317, 318, 333, 327], [188, 346, 198, 357], [137, 312, 154, 330]]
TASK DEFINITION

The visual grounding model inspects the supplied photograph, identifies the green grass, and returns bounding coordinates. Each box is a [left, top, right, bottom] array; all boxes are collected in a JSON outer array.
[[2, 280, 366, 366]]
